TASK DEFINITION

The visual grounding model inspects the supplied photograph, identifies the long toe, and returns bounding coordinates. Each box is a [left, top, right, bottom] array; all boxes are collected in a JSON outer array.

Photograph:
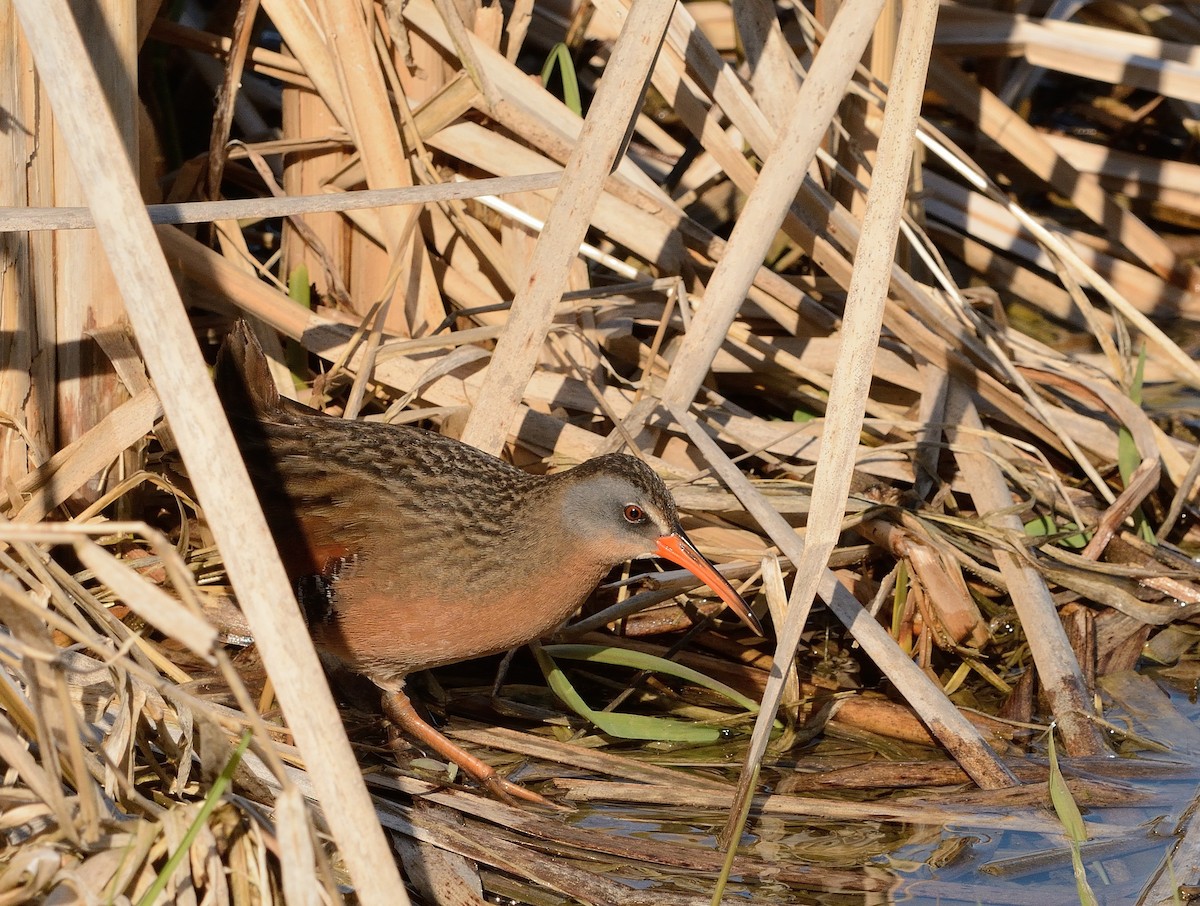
[[482, 771, 562, 809], [381, 688, 563, 808]]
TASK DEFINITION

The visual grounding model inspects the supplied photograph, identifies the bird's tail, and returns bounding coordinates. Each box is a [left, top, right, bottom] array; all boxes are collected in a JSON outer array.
[[215, 320, 282, 418]]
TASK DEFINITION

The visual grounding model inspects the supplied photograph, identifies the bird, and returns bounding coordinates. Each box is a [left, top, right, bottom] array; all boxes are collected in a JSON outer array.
[[215, 320, 762, 803]]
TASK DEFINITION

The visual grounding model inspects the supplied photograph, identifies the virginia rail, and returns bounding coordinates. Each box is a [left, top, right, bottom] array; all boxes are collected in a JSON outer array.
[[215, 321, 762, 802]]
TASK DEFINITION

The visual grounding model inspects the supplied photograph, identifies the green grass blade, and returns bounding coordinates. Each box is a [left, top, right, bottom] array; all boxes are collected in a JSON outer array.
[[712, 761, 760, 906], [534, 645, 721, 742], [542, 643, 763, 713], [1117, 346, 1155, 543], [540, 43, 582, 115], [1047, 724, 1098, 906], [287, 264, 310, 309], [136, 730, 253, 906], [891, 560, 909, 643], [285, 265, 312, 382], [1024, 514, 1089, 549]]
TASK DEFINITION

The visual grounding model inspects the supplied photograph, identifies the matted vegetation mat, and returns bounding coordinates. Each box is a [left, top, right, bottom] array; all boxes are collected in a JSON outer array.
[[3, 0, 1200, 903]]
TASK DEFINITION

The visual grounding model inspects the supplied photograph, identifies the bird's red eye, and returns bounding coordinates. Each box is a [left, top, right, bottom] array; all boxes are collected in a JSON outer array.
[[623, 504, 645, 524]]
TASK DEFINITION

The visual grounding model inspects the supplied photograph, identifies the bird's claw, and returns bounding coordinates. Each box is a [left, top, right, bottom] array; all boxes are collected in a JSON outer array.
[[481, 770, 562, 809]]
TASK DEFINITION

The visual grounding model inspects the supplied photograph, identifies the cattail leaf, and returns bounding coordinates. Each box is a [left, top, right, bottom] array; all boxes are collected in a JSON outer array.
[[534, 645, 721, 742], [542, 643, 762, 713]]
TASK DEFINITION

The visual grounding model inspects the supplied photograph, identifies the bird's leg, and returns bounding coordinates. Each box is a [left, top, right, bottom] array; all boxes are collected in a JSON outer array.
[[490, 647, 518, 698], [379, 688, 553, 807]]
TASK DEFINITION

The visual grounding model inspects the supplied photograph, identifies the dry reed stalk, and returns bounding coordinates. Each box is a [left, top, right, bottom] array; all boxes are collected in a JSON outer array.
[[460, 1, 677, 454], [9, 1, 408, 903], [945, 389, 1108, 756], [280, 58, 349, 309], [9, 390, 162, 525], [451, 725, 736, 791], [0, 12, 49, 495], [720, 0, 1017, 850], [671, 405, 1015, 787], [44, 1, 134, 488], [926, 54, 1182, 283], [362, 773, 898, 899], [149, 18, 310, 85], [0, 173, 566, 232], [659, 0, 883, 409], [936, 5, 1200, 105], [554, 778, 1094, 835], [923, 170, 1197, 322], [1041, 133, 1200, 220]]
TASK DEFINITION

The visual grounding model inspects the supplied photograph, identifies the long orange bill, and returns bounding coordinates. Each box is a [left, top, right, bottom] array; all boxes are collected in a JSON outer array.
[[656, 532, 763, 635]]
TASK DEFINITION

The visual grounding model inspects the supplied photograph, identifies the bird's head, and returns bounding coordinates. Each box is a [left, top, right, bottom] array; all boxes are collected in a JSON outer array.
[[555, 454, 763, 635]]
